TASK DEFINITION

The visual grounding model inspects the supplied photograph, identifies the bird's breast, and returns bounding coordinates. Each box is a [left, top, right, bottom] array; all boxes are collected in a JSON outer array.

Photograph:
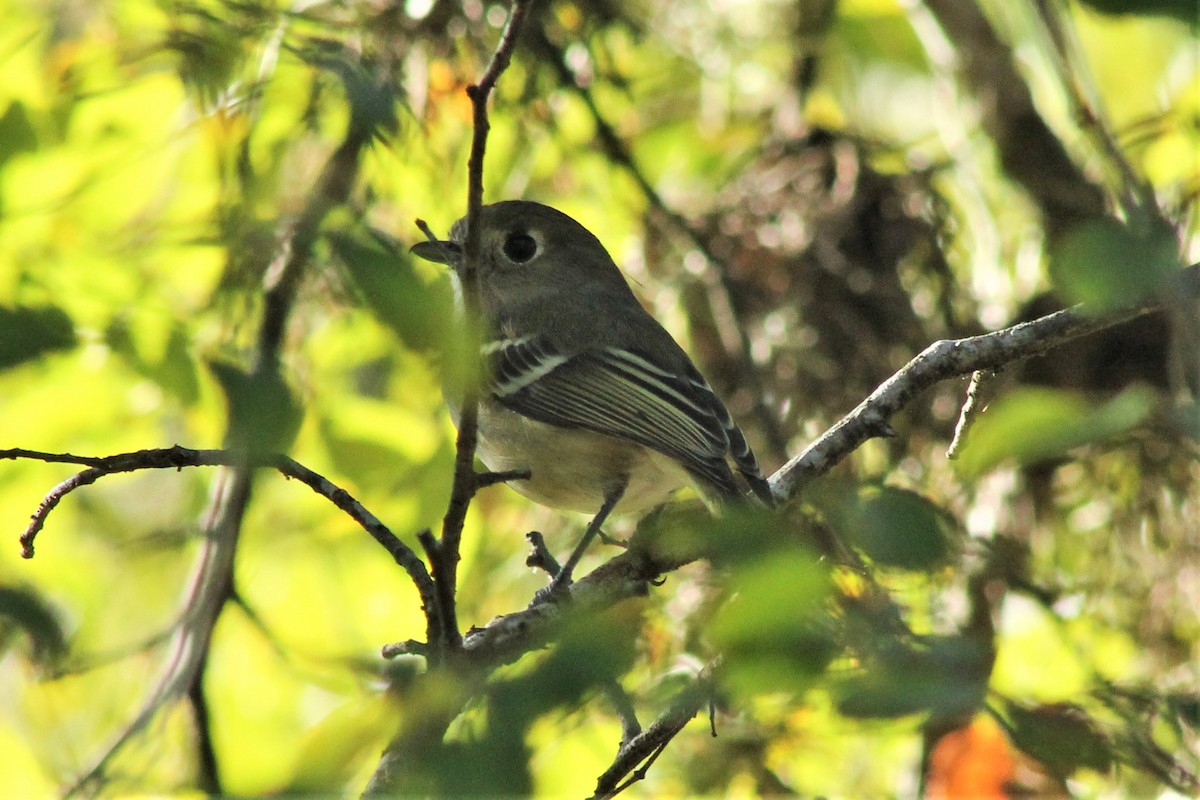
[[474, 400, 690, 514]]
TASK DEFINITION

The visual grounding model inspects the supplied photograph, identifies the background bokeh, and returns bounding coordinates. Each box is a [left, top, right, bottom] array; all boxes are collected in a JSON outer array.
[[0, 0, 1197, 796]]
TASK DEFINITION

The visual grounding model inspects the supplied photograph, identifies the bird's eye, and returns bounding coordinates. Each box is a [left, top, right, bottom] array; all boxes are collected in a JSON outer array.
[[502, 231, 538, 263]]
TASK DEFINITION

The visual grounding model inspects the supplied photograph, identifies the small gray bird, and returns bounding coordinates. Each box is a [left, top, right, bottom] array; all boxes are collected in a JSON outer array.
[[412, 201, 772, 592]]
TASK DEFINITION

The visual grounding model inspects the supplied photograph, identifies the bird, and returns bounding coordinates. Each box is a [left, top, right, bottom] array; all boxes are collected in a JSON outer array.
[[411, 200, 773, 595]]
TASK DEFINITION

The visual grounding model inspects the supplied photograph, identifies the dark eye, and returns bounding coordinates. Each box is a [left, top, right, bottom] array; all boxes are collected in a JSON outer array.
[[502, 231, 538, 263]]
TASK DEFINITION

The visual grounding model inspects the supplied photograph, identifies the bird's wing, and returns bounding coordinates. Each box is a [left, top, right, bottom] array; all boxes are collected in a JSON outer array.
[[485, 335, 751, 496]]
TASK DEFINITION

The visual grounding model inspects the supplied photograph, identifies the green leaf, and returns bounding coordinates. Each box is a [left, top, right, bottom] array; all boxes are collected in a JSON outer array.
[[208, 359, 303, 454], [294, 41, 402, 139], [105, 319, 201, 406], [1003, 701, 1113, 774], [712, 552, 836, 695], [1076, 0, 1199, 27], [284, 693, 400, 793], [0, 102, 39, 170], [156, 324, 202, 406], [647, 501, 785, 566], [955, 387, 1155, 477], [1167, 692, 1200, 729], [819, 484, 955, 570], [329, 230, 456, 357], [1049, 216, 1179, 311], [0, 305, 77, 370], [0, 585, 68, 670], [836, 635, 990, 721]]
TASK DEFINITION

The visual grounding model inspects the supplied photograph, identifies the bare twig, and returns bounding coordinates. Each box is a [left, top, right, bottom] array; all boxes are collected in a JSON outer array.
[[476, 467, 532, 490], [6, 446, 436, 611], [592, 661, 719, 799], [462, 531, 694, 670], [946, 369, 992, 460], [525, 530, 562, 576], [602, 679, 643, 750], [431, 0, 535, 658], [770, 263, 1198, 500]]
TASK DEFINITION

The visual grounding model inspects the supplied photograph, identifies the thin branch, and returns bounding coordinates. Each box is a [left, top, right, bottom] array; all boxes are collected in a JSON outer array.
[[462, 531, 693, 670], [770, 263, 1199, 500], [524, 530, 562, 577], [6, 446, 436, 613], [421, 263, 1200, 675], [431, 0, 535, 659], [602, 679, 643, 750], [946, 369, 992, 460], [188, 673, 221, 795], [592, 661, 719, 799], [57, 109, 375, 793], [475, 467, 533, 490]]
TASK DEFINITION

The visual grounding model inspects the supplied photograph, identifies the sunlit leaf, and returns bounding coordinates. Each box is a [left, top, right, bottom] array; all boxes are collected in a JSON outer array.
[[712, 552, 836, 695], [284, 692, 401, 794], [329, 229, 456, 357], [954, 387, 1155, 477], [105, 319, 201, 406]]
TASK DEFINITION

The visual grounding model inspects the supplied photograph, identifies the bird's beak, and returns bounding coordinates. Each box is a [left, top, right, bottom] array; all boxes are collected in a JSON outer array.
[[410, 238, 462, 266]]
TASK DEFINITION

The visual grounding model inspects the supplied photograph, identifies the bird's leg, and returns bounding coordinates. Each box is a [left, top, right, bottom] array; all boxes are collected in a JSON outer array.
[[536, 479, 627, 603]]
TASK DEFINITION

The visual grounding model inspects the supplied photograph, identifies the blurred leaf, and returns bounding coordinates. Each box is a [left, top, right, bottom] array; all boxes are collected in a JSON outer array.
[[164, 2, 271, 102], [0, 305, 77, 370], [647, 501, 785, 566], [1174, 402, 1200, 439], [1003, 701, 1113, 775], [426, 611, 636, 796], [1166, 692, 1200, 731], [285, 692, 400, 793], [0, 586, 68, 669], [0, 102, 38, 170], [836, 635, 990, 721], [293, 40, 401, 139], [524, 609, 640, 707], [817, 483, 955, 570], [208, 359, 303, 454], [329, 229, 456, 357], [1075, 0, 1200, 27], [157, 324, 202, 405], [712, 552, 835, 695], [1049, 216, 1179, 311], [955, 387, 1155, 477], [106, 319, 201, 406], [317, 417, 417, 486]]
